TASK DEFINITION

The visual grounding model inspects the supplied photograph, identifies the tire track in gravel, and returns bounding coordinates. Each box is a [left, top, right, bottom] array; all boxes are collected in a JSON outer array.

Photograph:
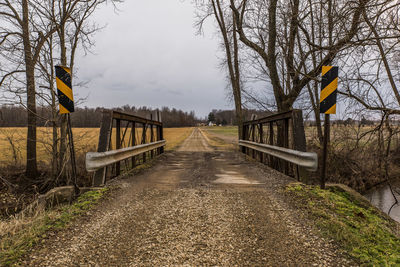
[[23, 127, 355, 266]]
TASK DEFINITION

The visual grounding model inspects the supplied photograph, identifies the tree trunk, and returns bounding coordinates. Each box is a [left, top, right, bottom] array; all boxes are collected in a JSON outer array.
[[232, 11, 243, 139], [22, 0, 38, 178], [25, 66, 38, 178], [212, 0, 243, 139]]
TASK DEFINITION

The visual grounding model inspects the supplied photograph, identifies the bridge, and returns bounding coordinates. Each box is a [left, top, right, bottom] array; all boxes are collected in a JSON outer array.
[[23, 109, 354, 266]]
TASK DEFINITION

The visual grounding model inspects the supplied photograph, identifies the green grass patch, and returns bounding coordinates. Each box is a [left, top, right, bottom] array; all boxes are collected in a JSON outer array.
[[0, 188, 108, 266], [201, 129, 236, 150], [286, 183, 400, 265], [204, 126, 238, 137]]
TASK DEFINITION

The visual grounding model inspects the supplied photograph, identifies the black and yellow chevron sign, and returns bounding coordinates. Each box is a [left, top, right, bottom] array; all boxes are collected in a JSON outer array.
[[55, 65, 74, 114], [320, 66, 338, 114]]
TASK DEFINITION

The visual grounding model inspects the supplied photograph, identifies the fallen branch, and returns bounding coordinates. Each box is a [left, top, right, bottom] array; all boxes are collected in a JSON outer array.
[[0, 175, 17, 190]]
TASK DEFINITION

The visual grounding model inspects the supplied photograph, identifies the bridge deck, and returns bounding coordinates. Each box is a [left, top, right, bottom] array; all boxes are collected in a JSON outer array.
[[24, 128, 353, 266]]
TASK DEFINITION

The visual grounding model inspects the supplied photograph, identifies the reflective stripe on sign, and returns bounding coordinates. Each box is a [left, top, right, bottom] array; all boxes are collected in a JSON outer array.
[[320, 66, 338, 114], [55, 65, 74, 113]]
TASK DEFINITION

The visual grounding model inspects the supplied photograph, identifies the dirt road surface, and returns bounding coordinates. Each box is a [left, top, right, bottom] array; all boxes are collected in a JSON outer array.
[[24, 128, 354, 266]]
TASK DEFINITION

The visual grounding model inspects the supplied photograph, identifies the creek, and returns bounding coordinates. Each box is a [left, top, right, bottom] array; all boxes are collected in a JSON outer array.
[[364, 179, 400, 223]]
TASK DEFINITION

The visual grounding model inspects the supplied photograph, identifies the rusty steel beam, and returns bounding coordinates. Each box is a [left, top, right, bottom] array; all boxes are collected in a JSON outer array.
[[110, 110, 162, 126], [242, 110, 294, 125]]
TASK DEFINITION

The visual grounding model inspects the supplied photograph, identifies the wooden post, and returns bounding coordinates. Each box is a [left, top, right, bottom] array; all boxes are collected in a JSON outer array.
[[150, 114, 154, 159], [252, 123, 256, 159], [156, 125, 160, 155], [246, 125, 250, 155], [159, 124, 164, 154], [241, 124, 247, 153], [284, 118, 289, 175], [93, 110, 113, 186], [67, 113, 78, 194], [269, 122, 274, 167], [142, 123, 146, 163], [292, 110, 308, 182], [321, 114, 330, 189], [158, 110, 164, 154], [259, 123, 263, 163], [319, 66, 338, 188], [116, 119, 121, 176], [131, 122, 136, 168]]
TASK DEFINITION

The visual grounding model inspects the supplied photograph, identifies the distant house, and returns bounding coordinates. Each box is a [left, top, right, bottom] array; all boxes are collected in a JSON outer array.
[[208, 122, 216, 126]]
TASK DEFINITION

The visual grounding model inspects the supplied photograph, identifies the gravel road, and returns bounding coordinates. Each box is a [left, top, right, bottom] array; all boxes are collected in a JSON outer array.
[[24, 128, 354, 266]]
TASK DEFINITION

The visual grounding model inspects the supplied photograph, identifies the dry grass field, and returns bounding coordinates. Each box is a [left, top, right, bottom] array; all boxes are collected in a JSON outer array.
[[0, 127, 194, 165]]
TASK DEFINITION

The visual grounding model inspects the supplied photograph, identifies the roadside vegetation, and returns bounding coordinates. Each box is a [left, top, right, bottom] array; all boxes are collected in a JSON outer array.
[[286, 183, 400, 265], [0, 127, 194, 219], [305, 123, 400, 193], [0, 188, 108, 266]]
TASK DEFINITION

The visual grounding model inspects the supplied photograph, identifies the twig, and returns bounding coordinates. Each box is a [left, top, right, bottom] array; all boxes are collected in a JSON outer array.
[[0, 175, 17, 189], [387, 180, 399, 215]]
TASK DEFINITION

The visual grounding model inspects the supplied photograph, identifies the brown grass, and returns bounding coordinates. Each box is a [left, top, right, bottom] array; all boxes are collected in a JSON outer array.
[[0, 188, 108, 266], [164, 127, 194, 150], [0, 127, 194, 165]]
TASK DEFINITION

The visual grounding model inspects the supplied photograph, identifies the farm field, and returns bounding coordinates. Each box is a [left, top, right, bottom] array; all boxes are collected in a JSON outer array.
[[204, 126, 238, 137], [0, 127, 194, 165]]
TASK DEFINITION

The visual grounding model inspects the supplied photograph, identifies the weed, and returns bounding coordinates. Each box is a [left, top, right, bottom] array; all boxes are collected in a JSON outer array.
[[0, 188, 108, 266]]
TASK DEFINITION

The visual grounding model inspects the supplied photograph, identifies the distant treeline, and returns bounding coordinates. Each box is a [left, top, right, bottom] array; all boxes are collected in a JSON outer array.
[[209, 109, 273, 125], [0, 105, 277, 128], [0, 105, 198, 128]]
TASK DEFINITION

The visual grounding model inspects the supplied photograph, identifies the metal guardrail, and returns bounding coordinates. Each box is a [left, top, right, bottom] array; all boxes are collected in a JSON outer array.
[[239, 140, 318, 172], [86, 140, 166, 172]]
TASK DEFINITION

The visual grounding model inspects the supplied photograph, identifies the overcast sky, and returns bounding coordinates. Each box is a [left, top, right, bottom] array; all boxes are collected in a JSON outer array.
[[75, 0, 230, 118]]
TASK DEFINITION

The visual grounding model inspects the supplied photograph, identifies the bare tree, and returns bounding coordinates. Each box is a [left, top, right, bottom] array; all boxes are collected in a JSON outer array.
[[0, 0, 120, 180], [195, 0, 244, 137], [38, 0, 114, 182], [0, 0, 63, 178], [339, 1, 400, 115], [229, 0, 368, 113]]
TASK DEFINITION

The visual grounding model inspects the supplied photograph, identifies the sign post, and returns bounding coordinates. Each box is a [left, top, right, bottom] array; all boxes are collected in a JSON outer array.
[[55, 66, 78, 193], [320, 66, 338, 189]]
